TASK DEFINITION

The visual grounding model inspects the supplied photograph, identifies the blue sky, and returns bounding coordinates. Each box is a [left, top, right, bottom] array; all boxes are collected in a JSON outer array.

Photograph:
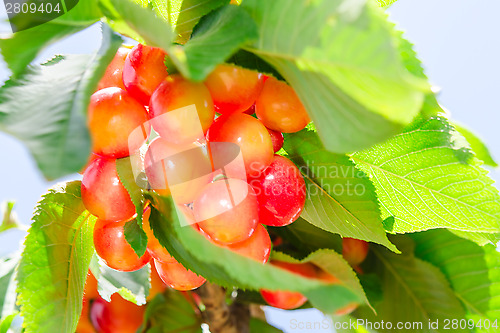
[[0, 1, 499, 332]]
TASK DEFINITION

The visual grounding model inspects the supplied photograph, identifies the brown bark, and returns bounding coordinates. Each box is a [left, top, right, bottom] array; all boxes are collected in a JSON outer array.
[[195, 282, 250, 333]]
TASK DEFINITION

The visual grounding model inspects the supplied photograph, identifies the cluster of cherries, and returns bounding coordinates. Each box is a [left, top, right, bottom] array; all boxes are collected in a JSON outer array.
[[80, 43, 369, 315]]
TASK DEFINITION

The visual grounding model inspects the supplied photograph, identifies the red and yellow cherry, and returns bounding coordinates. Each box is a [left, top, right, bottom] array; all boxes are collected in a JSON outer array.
[[123, 44, 168, 105], [82, 157, 135, 222], [251, 155, 306, 227], [93, 215, 152, 272], [255, 77, 310, 133], [154, 259, 206, 291], [193, 178, 259, 244], [342, 238, 369, 266], [204, 64, 264, 115], [260, 261, 317, 310], [207, 113, 273, 177], [83, 271, 99, 301], [226, 224, 271, 263], [144, 137, 212, 204], [88, 87, 150, 158], [148, 262, 167, 301], [267, 128, 284, 153], [90, 295, 145, 333], [149, 75, 215, 144], [97, 46, 132, 91]]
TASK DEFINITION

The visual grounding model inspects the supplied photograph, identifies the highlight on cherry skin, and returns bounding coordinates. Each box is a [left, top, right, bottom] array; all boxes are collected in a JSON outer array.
[[81, 156, 136, 222], [193, 178, 259, 245], [204, 63, 264, 115], [93, 210, 152, 272], [123, 44, 169, 105], [250, 154, 306, 227], [88, 87, 150, 159], [342, 238, 370, 267]]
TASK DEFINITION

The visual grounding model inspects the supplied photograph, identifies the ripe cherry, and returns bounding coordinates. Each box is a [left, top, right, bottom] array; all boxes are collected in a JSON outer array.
[[149, 75, 215, 145], [267, 128, 284, 153], [226, 224, 271, 263], [255, 77, 310, 133], [93, 215, 152, 272], [207, 113, 273, 177], [81, 157, 135, 222], [77, 300, 95, 333], [90, 295, 144, 333], [88, 87, 150, 158], [260, 261, 317, 310], [342, 238, 369, 266], [123, 44, 168, 105], [154, 259, 206, 291], [193, 178, 259, 244], [250, 155, 306, 227], [97, 46, 132, 91], [144, 137, 212, 204], [204, 64, 264, 115]]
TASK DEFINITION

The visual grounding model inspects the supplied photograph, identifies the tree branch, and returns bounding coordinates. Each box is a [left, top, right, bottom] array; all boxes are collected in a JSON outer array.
[[195, 282, 250, 333]]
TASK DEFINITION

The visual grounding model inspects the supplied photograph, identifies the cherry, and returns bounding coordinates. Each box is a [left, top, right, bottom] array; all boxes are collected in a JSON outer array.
[[204, 64, 264, 115], [93, 215, 152, 272], [193, 178, 259, 244], [225, 224, 271, 263], [81, 157, 135, 222], [260, 261, 317, 310], [122, 44, 168, 105], [149, 75, 215, 145], [154, 259, 206, 291], [144, 137, 212, 204], [267, 128, 284, 153], [97, 46, 132, 91], [255, 77, 310, 133], [342, 238, 369, 266], [88, 87, 150, 158], [90, 295, 144, 333], [83, 271, 99, 301], [207, 113, 273, 177], [250, 155, 306, 227]]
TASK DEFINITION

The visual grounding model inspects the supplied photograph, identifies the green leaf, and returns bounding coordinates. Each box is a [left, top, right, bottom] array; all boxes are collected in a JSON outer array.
[[250, 318, 283, 333], [284, 129, 397, 252], [116, 158, 148, 257], [0, 26, 123, 180], [452, 122, 498, 167], [0, 312, 19, 333], [376, 0, 398, 7], [351, 116, 500, 234], [0, 201, 22, 233], [16, 181, 97, 333], [142, 290, 201, 332], [147, 194, 365, 313], [100, 0, 173, 49], [0, 254, 20, 318], [152, 0, 228, 44], [411, 229, 500, 321], [172, 4, 258, 81], [242, 0, 427, 153], [89, 255, 150, 306], [0, 1, 102, 76], [354, 237, 467, 332], [448, 229, 500, 247]]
